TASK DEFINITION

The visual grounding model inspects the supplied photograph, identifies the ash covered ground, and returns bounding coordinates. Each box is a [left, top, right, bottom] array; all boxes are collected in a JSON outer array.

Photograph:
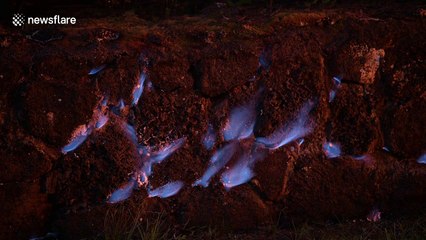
[[0, 1, 425, 239]]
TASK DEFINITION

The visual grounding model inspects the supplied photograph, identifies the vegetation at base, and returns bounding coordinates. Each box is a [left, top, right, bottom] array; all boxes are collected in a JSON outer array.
[[97, 204, 426, 240]]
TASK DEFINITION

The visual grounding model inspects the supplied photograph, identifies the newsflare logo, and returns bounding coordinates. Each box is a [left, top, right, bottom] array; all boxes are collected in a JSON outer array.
[[12, 13, 77, 27], [12, 13, 25, 26]]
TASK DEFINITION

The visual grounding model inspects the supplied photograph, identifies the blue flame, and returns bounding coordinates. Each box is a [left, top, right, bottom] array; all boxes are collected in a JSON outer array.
[[107, 180, 136, 204], [118, 99, 125, 110], [61, 126, 92, 154], [150, 138, 185, 163], [137, 138, 185, 186], [223, 103, 256, 141], [193, 142, 238, 187], [146, 80, 154, 91], [88, 64, 106, 75], [95, 115, 109, 129], [382, 146, 391, 152], [329, 77, 342, 102], [417, 153, 426, 164], [221, 149, 265, 190], [323, 142, 341, 158], [259, 47, 272, 71], [148, 181, 184, 198], [256, 101, 314, 150], [329, 90, 336, 102], [101, 96, 109, 107], [202, 124, 216, 150], [367, 208, 382, 222], [124, 123, 138, 145], [333, 76, 342, 85], [132, 72, 146, 106], [352, 155, 367, 161], [221, 161, 254, 190]]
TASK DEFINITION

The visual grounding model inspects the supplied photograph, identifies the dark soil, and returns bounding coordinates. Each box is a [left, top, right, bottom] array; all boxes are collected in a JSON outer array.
[[0, 2, 425, 239]]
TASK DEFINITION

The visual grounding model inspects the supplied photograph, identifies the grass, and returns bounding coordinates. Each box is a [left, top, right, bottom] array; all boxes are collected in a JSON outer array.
[[102, 203, 172, 240], [289, 216, 426, 240], [98, 203, 426, 240]]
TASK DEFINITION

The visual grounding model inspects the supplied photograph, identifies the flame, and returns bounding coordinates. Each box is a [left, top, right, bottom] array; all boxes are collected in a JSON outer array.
[[329, 90, 336, 102], [132, 72, 146, 106], [417, 153, 426, 164], [352, 155, 367, 161], [111, 99, 126, 116], [137, 138, 186, 187], [255, 101, 314, 150], [148, 181, 184, 198], [367, 208, 382, 222], [223, 100, 257, 142], [95, 114, 109, 129], [62, 95, 110, 154], [223, 105, 256, 141], [222, 161, 253, 190], [333, 76, 342, 85], [101, 96, 109, 107], [118, 99, 125, 110], [259, 47, 272, 71], [221, 148, 266, 190], [329, 76, 342, 102], [107, 179, 136, 204], [61, 125, 92, 154], [382, 146, 391, 152], [149, 138, 186, 163], [193, 141, 238, 187], [323, 142, 341, 158], [202, 124, 216, 150], [88, 64, 106, 75], [123, 122, 138, 145], [146, 80, 154, 91]]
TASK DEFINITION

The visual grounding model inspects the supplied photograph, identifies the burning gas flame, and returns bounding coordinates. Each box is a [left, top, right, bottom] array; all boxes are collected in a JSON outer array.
[[123, 122, 138, 145], [149, 138, 186, 163], [223, 96, 258, 141], [95, 115, 109, 129], [417, 153, 426, 164], [382, 146, 391, 152], [329, 76, 341, 103], [221, 148, 266, 190], [352, 155, 367, 161], [148, 181, 184, 198], [259, 47, 272, 71], [351, 154, 375, 165], [323, 142, 341, 158], [138, 138, 186, 186], [193, 141, 238, 187], [107, 179, 136, 204], [367, 208, 382, 222], [202, 124, 216, 150], [255, 101, 314, 150], [132, 72, 146, 106], [118, 99, 125, 110], [88, 64, 106, 76], [222, 161, 253, 190], [62, 95, 110, 154], [101, 96, 109, 107], [61, 125, 92, 154], [146, 80, 154, 91], [107, 139, 185, 203]]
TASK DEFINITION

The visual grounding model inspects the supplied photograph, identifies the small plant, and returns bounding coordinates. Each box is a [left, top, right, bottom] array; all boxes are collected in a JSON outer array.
[[103, 203, 173, 240]]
